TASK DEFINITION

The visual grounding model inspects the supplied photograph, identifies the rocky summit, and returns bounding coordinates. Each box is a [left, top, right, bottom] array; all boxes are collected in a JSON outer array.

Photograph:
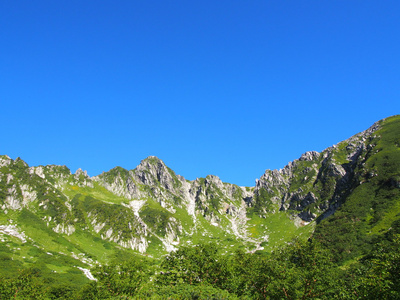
[[0, 115, 399, 278]]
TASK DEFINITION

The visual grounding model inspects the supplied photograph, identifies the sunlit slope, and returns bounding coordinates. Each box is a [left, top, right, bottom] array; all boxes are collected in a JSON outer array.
[[0, 115, 399, 276], [313, 115, 400, 261]]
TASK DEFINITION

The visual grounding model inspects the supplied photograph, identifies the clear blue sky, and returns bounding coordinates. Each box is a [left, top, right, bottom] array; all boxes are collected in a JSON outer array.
[[1, 1, 399, 186]]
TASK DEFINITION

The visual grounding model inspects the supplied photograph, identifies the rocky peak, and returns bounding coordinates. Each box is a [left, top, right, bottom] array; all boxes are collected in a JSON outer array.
[[75, 168, 89, 178], [134, 156, 180, 191], [0, 155, 12, 167], [299, 151, 320, 162], [14, 157, 28, 168], [257, 169, 288, 191], [135, 156, 164, 172], [73, 168, 93, 188], [96, 166, 129, 181], [204, 175, 224, 190], [140, 155, 162, 164]]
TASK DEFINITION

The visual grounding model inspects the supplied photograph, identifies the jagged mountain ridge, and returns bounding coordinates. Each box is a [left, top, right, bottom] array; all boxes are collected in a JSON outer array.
[[0, 116, 399, 270], [253, 120, 382, 221]]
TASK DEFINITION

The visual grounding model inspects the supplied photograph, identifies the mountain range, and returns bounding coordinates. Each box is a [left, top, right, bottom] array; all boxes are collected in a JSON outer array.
[[1, 115, 399, 282]]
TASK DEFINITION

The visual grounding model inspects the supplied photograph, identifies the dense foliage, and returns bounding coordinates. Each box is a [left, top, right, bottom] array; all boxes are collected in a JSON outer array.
[[1, 235, 400, 299]]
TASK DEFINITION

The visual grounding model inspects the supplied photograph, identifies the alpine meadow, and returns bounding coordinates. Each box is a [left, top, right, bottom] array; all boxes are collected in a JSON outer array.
[[0, 115, 399, 299]]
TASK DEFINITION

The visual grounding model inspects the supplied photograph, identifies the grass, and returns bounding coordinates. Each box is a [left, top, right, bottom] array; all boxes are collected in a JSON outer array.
[[143, 234, 166, 257], [0, 233, 88, 281], [333, 141, 352, 165], [64, 229, 118, 264], [63, 181, 128, 204], [17, 209, 81, 254], [288, 160, 320, 193], [173, 206, 194, 232], [247, 211, 315, 251], [370, 198, 400, 234]]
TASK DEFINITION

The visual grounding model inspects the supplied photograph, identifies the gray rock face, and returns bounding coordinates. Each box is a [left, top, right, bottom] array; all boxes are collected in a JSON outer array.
[[299, 151, 320, 162], [90, 156, 251, 249], [93, 157, 185, 202], [94, 169, 136, 199], [74, 168, 94, 188], [253, 121, 382, 221], [134, 156, 177, 190], [94, 157, 248, 219]]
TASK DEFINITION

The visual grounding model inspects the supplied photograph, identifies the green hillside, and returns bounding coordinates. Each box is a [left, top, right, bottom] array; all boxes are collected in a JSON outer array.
[[0, 115, 399, 298]]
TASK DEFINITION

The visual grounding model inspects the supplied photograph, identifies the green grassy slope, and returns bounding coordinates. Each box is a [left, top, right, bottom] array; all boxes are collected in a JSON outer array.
[[313, 115, 400, 262]]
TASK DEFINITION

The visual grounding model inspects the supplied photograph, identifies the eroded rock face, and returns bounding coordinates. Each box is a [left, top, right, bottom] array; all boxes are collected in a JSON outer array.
[[299, 151, 320, 162], [252, 121, 382, 221], [74, 168, 94, 188], [94, 170, 136, 199], [134, 156, 177, 190]]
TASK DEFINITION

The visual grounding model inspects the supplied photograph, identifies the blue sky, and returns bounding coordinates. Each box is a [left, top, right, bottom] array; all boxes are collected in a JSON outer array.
[[1, 1, 399, 186]]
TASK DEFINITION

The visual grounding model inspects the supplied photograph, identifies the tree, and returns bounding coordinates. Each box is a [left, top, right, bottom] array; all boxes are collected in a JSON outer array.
[[0, 268, 48, 300], [156, 242, 230, 290], [76, 256, 153, 299]]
